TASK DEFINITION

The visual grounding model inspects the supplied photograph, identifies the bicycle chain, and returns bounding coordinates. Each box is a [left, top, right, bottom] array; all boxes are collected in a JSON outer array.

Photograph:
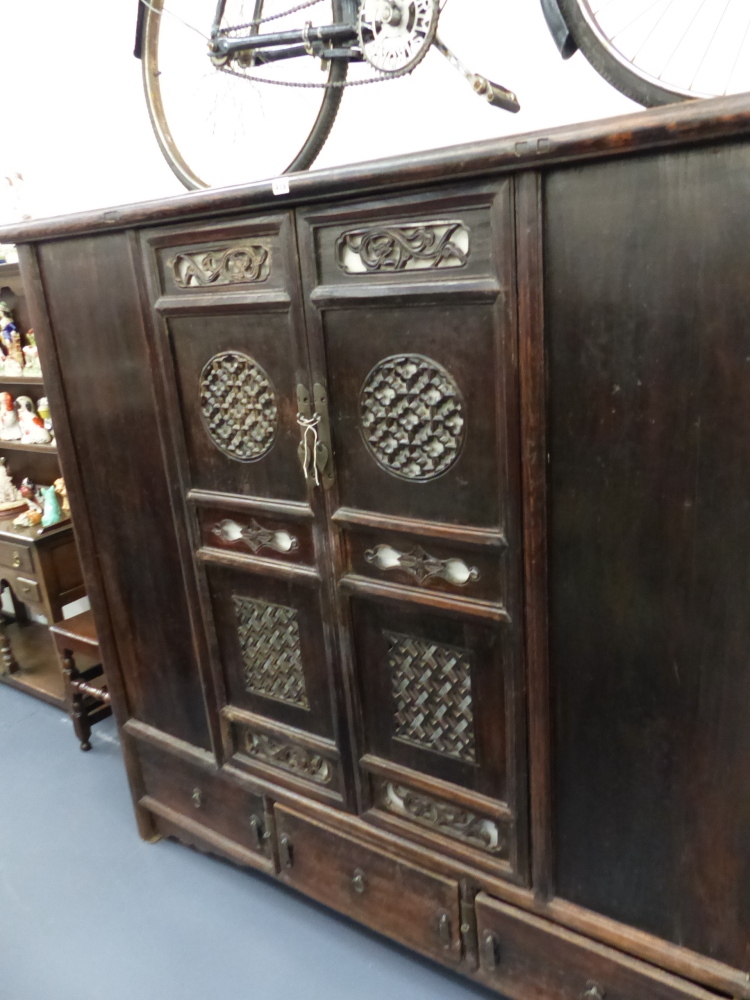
[[220, 60, 413, 88]]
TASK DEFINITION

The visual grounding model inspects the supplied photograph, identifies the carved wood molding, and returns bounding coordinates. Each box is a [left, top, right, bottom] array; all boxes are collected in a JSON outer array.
[[169, 244, 270, 288], [337, 221, 469, 274], [377, 780, 506, 856], [244, 730, 332, 785]]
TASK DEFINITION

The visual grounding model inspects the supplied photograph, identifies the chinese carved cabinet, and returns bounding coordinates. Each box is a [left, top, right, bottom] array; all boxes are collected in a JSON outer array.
[[7, 93, 750, 1000]]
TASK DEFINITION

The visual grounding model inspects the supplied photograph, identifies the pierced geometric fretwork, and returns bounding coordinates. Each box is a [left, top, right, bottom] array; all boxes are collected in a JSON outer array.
[[233, 595, 309, 710], [360, 354, 465, 481], [199, 351, 277, 462], [387, 630, 476, 763]]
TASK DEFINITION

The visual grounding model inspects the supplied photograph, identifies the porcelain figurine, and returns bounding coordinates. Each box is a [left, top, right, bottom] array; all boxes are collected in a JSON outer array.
[[36, 396, 53, 438], [15, 396, 52, 444], [0, 392, 21, 441], [0, 302, 24, 376], [40, 484, 63, 528], [54, 477, 70, 515], [13, 506, 42, 528], [0, 458, 26, 515], [22, 330, 42, 377]]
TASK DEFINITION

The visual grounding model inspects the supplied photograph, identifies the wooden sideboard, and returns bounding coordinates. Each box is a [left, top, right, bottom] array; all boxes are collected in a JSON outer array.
[[5, 93, 750, 1000]]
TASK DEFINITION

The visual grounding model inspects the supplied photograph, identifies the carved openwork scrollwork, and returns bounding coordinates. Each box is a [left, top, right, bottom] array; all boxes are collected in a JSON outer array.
[[199, 351, 278, 462], [169, 244, 270, 288], [244, 730, 332, 785], [377, 781, 506, 855], [387, 630, 476, 763], [365, 543, 479, 587], [360, 354, 465, 481], [213, 518, 298, 556], [337, 221, 469, 274]]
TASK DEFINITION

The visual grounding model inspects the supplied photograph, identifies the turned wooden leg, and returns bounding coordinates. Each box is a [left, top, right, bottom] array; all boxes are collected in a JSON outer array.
[[0, 616, 19, 675], [62, 648, 91, 751]]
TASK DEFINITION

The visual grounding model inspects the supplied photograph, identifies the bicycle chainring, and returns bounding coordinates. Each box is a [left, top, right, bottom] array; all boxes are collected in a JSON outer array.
[[357, 0, 439, 75]]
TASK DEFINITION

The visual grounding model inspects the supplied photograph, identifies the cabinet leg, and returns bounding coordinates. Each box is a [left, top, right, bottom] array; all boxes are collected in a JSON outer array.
[[62, 649, 91, 751], [0, 616, 19, 675]]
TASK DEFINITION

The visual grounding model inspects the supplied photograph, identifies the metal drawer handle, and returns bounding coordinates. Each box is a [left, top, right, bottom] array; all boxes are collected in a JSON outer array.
[[365, 543, 479, 588], [582, 984, 605, 1000], [12, 552, 20, 568], [279, 832, 293, 870], [480, 929, 499, 971], [191, 787, 203, 809], [351, 868, 366, 894], [437, 911, 452, 950]]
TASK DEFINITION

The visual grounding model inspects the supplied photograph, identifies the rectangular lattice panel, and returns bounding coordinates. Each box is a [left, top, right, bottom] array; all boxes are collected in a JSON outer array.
[[233, 595, 309, 710], [387, 630, 476, 763]]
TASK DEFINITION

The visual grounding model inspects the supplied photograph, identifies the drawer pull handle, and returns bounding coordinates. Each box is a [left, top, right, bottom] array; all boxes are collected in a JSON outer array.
[[248, 814, 264, 851], [191, 787, 203, 810], [279, 832, 293, 870], [351, 868, 366, 894], [481, 930, 499, 971], [437, 911, 452, 949], [583, 984, 605, 1000], [11, 553, 20, 569], [365, 543, 479, 588]]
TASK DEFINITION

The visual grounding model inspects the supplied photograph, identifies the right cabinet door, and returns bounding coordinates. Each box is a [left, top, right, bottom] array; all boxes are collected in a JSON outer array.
[[297, 181, 528, 883]]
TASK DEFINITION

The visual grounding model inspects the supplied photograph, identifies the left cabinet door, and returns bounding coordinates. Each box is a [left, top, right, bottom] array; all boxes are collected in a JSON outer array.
[[141, 213, 351, 809]]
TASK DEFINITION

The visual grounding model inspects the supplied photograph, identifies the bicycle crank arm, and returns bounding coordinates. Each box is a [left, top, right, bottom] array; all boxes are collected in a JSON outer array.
[[434, 35, 520, 114]]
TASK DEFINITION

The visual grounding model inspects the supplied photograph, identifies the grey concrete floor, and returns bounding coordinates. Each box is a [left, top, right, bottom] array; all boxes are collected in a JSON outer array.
[[0, 684, 496, 1000]]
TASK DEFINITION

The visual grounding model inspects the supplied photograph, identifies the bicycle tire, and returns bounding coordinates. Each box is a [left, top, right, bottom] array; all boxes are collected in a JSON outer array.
[[141, 0, 350, 190], [556, 0, 695, 108]]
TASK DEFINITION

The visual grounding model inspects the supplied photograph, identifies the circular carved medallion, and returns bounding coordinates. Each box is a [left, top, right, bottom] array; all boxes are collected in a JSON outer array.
[[199, 351, 277, 462], [359, 354, 465, 481]]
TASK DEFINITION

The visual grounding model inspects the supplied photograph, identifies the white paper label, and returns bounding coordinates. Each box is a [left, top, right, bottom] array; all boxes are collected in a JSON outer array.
[[271, 177, 290, 196]]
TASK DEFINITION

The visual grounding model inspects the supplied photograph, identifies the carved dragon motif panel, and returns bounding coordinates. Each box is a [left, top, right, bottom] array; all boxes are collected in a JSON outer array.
[[336, 221, 469, 274], [169, 243, 270, 288]]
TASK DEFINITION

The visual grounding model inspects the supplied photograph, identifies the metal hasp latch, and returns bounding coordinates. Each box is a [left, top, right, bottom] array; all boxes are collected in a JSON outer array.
[[296, 383, 335, 490]]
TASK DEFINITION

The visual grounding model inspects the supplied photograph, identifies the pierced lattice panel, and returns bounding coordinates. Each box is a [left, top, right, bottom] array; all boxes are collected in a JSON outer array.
[[233, 595, 309, 710], [386, 630, 476, 763]]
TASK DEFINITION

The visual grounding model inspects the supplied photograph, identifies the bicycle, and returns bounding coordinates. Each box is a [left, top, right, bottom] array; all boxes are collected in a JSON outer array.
[[135, 0, 520, 190]]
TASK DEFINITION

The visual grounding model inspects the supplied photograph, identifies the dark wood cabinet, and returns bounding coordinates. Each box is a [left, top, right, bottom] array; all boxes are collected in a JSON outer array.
[[6, 93, 750, 1000]]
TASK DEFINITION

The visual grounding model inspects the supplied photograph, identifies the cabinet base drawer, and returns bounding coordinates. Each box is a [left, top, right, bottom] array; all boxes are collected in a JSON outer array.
[[274, 804, 462, 964], [475, 895, 719, 1000], [135, 741, 276, 873]]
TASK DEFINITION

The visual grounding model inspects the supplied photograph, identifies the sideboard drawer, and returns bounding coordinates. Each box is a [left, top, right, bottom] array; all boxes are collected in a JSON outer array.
[[475, 896, 718, 1000], [275, 805, 462, 964], [137, 742, 274, 868], [12, 574, 41, 606], [0, 540, 33, 574]]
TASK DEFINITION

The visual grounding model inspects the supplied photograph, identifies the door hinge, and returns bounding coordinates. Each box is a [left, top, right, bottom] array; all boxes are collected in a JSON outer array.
[[296, 383, 335, 490], [459, 880, 479, 969]]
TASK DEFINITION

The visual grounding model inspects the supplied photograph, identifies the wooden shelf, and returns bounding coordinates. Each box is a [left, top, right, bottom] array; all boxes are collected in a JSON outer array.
[[0, 621, 65, 708], [0, 375, 44, 386], [0, 439, 56, 454]]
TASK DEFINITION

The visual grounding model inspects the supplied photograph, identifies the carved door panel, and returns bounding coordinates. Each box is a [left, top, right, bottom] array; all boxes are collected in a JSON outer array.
[[141, 214, 350, 810], [297, 183, 529, 882]]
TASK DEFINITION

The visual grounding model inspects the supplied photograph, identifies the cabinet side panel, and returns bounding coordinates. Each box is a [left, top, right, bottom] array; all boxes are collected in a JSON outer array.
[[35, 233, 211, 750], [546, 144, 750, 969]]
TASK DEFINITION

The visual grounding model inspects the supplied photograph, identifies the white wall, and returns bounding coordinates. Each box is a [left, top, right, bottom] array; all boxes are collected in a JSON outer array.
[[0, 0, 638, 223]]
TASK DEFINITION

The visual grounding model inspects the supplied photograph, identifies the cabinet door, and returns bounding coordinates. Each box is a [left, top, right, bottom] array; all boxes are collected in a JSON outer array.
[[297, 183, 528, 882], [141, 214, 350, 809]]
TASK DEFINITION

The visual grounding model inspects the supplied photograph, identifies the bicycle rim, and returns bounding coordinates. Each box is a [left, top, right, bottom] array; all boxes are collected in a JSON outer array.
[[559, 0, 750, 108], [142, 0, 348, 190]]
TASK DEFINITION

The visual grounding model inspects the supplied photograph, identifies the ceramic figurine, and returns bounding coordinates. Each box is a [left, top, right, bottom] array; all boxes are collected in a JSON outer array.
[[22, 330, 42, 377], [13, 481, 42, 528], [0, 302, 24, 376], [15, 396, 52, 444], [36, 396, 53, 438], [54, 477, 70, 516], [0, 458, 26, 515], [0, 392, 20, 441], [13, 507, 42, 528], [40, 484, 63, 528]]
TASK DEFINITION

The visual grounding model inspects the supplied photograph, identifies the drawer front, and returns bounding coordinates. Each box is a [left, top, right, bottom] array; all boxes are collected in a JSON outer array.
[[275, 805, 462, 963], [137, 742, 275, 868], [0, 540, 33, 574], [12, 574, 41, 606], [475, 895, 718, 1000]]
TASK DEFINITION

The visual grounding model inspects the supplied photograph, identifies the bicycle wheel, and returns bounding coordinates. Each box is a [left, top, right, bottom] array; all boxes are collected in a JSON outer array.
[[557, 0, 750, 108], [142, 0, 349, 190]]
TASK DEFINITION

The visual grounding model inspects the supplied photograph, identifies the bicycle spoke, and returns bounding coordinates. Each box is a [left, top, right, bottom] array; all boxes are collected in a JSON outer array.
[[686, 0, 731, 89], [723, 0, 750, 94]]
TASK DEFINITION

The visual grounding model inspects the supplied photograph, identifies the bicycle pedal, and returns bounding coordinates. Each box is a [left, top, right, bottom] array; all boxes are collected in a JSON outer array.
[[472, 75, 520, 113]]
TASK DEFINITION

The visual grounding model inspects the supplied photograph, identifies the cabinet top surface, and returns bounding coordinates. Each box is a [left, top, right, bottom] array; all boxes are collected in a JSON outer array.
[[3, 92, 750, 246]]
